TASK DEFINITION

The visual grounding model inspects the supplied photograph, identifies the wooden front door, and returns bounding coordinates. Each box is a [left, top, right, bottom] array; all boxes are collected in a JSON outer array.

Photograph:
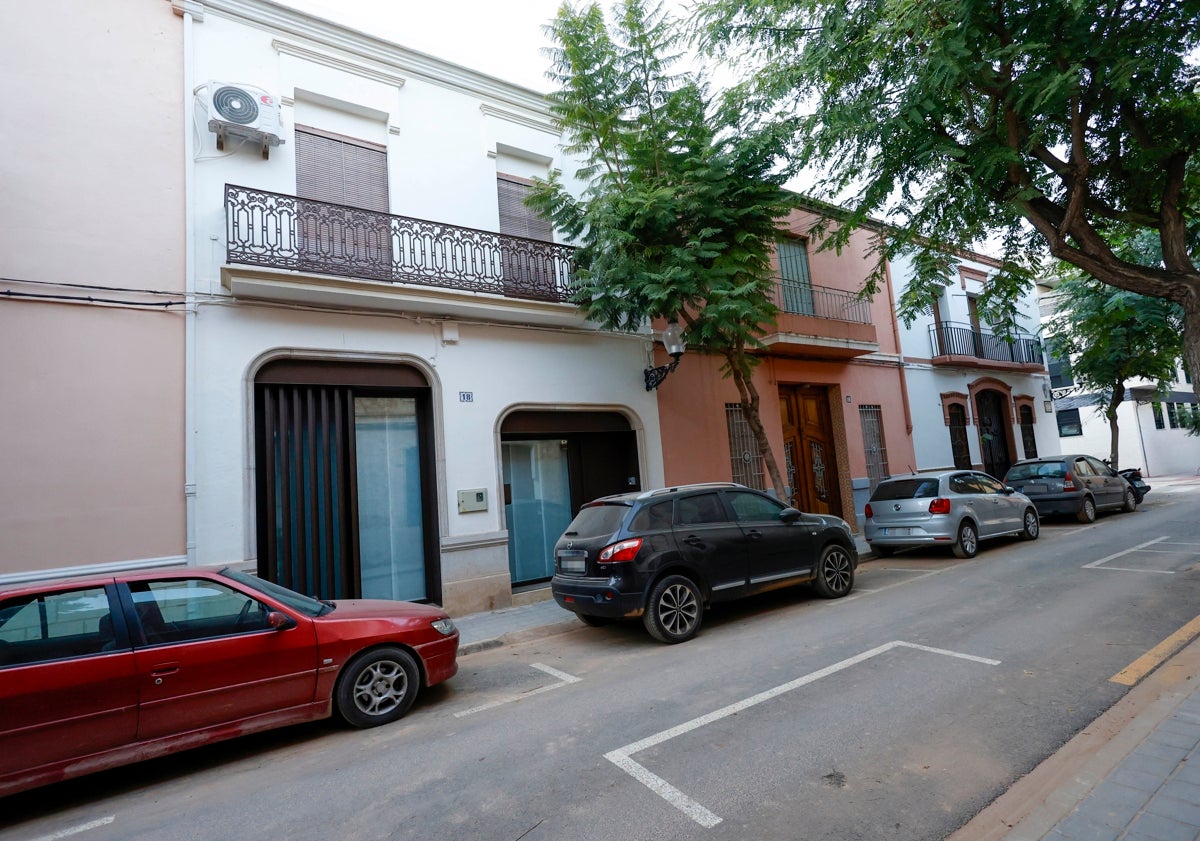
[[780, 385, 842, 517]]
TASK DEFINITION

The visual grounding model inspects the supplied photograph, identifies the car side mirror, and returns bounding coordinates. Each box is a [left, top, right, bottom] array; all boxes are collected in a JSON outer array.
[[1003, 486, 1016, 495], [780, 507, 803, 524], [268, 611, 295, 630]]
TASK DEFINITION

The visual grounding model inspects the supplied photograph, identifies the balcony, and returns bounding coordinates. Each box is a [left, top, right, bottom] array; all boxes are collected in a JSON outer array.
[[928, 322, 1045, 371], [221, 185, 581, 326], [761, 277, 878, 359]]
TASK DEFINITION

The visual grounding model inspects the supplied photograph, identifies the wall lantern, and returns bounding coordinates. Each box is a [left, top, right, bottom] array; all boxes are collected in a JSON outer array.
[[644, 321, 686, 391]]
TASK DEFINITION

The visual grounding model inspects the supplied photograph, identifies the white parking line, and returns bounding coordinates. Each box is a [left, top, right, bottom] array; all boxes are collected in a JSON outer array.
[[604, 640, 1000, 827], [1082, 536, 1175, 573], [454, 662, 582, 718], [30, 817, 115, 841]]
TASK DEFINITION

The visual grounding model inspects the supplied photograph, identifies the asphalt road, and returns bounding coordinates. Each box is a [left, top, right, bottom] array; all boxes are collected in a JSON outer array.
[[4, 485, 1199, 841]]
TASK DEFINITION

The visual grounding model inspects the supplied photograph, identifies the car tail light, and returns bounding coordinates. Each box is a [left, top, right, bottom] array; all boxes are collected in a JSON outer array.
[[864, 503, 874, 518], [1063, 472, 1076, 491], [928, 498, 951, 515], [599, 538, 642, 563]]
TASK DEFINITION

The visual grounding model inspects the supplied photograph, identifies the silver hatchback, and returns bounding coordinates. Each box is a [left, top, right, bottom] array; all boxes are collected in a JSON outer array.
[[864, 470, 1040, 558]]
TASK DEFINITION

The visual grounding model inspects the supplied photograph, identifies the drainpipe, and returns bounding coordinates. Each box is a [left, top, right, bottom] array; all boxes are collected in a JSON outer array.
[[176, 0, 199, 566]]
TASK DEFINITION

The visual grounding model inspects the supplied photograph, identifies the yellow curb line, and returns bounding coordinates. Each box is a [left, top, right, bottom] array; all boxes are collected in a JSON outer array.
[[1110, 614, 1200, 686]]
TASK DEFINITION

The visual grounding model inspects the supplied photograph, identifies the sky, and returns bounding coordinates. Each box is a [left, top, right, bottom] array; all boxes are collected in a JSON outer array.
[[277, 0, 598, 92]]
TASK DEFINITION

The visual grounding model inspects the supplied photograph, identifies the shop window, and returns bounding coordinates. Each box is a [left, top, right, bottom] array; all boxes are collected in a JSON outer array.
[[1056, 408, 1083, 437]]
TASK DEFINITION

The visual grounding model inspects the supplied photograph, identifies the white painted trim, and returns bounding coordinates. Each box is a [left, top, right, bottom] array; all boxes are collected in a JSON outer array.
[[273, 39, 407, 89], [0, 556, 189, 586]]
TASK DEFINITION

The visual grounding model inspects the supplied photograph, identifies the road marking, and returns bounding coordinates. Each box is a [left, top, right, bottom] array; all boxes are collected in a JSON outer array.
[[1111, 615, 1200, 686], [30, 817, 115, 841], [605, 640, 1000, 827], [1082, 536, 1173, 573], [454, 662, 581, 717]]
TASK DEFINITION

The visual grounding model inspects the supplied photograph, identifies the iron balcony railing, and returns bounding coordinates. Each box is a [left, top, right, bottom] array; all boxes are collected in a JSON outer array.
[[225, 185, 574, 303], [771, 278, 873, 325], [929, 321, 1044, 365]]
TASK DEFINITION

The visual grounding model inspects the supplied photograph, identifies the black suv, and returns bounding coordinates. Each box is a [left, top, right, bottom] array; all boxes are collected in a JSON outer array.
[[550, 483, 858, 644]]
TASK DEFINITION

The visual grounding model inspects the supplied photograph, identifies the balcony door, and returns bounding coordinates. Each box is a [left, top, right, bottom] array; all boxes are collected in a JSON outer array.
[[777, 239, 814, 315]]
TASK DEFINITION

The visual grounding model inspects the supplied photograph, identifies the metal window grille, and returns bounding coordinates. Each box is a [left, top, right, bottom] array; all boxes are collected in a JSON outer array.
[[948, 404, 971, 468], [1019, 405, 1039, 458], [725, 404, 765, 490], [1152, 402, 1165, 429], [1167, 402, 1179, 428], [858, 405, 890, 492]]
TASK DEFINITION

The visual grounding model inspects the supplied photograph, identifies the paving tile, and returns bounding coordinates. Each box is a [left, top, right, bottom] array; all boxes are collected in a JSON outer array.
[[1148, 727, 1200, 751], [1146, 792, 1200, 826], [1126, 812, 1199, 841], [1082, 779, 1152, 824], [1173, 760, 1200, 786], [1137, 739, 1192, 765], [1123, 750, 1187, 780], [1054, 809, 1121, 841], [1110, 764, 1171, 794]]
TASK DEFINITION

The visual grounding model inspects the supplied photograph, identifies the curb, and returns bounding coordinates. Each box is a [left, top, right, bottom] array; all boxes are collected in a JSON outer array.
[[947, 634, 1200, 841]]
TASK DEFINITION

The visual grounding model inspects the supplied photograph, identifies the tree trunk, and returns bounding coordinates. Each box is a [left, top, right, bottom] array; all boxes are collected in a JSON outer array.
[[724, 349, 787, 499], [1105, 381, 1124, 470], [1183, 288, 1200, 404]]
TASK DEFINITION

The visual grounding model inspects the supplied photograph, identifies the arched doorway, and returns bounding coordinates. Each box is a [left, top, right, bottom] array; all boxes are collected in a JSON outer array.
[[975, 389, 1015, 478], [779, 385, 843, 517]]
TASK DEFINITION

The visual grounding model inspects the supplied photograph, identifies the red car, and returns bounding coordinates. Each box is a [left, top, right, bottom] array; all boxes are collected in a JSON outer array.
[[0, 566, 458, 797]]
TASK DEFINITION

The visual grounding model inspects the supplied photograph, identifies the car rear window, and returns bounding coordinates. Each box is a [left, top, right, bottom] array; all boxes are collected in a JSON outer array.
[[870, 478, 940, 500], [561, 503, 629, 538], [1007, 462, 1067, 480]]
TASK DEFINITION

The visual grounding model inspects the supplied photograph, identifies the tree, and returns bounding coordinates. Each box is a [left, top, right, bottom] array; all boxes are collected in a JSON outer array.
[[529, 0, 802, 496], [1048, 274, 1183, 468], [696, 0, 1200, 395]]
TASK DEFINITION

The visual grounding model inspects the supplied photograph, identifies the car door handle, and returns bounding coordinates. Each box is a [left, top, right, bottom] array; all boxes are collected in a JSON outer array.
[[745, 530, 763, 541], [683, 535, 704, 546], [151, 662, 180, 677]]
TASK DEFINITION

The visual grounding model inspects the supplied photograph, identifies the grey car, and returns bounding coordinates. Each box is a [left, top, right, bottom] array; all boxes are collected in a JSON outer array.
[[1003, 454, 1136, 523], [864, 470, 1040, 558]]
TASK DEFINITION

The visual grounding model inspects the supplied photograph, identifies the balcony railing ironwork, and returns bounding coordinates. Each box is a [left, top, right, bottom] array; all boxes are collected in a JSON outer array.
[[224, 184, 574, 303], [929, 321, 1044, 365], [772, 278, 873, 325]]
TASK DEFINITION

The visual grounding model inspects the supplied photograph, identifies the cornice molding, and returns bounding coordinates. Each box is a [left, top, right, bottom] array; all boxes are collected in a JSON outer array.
[[480, 104, 559, 137], [185, 0, 554, 119], [272, 39, 406, 89]]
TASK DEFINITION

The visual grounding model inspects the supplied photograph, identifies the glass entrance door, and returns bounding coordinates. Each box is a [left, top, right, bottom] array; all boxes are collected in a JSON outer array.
[[502, 440, 572, 585], [354, 397, 426, 601]]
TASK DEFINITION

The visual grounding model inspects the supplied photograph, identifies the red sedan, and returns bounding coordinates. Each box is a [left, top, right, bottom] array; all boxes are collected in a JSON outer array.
[[0, 566, 459, 797]]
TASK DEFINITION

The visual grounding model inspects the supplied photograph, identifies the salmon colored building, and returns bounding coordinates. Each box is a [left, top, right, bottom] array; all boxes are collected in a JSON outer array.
[[653, 207, 915, 530]]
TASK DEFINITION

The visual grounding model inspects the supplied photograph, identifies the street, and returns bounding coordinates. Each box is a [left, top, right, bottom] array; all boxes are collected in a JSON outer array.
[[4, 482, 1199, 841]]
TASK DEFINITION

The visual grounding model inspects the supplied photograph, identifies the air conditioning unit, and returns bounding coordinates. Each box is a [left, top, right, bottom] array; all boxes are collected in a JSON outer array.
[[204, 82, 284, 158]]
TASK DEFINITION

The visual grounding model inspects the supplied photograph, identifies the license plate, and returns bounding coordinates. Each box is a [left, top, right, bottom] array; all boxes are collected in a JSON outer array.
[[1025, 484, 1049, 494], [882, 527, 911, 536], [557, 551, 586, 573]]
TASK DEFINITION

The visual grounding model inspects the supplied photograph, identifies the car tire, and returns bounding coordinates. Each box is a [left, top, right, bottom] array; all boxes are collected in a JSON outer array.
[[643, 575, 703, 644], [1020, 508, 1040, 540], [1077, 496, 1097, 523], [335, 646, 420, 729], [811, 544, 855, 598], [1121, 487, 1136, 513], [952, 520, 979, 559], [577, 613, 611, 627], [871, 544, 895, 558]]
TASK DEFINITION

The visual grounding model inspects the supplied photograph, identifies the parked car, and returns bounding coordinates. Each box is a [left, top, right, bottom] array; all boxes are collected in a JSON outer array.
[[0, 567, 459, 797], [1003, 454, 1136, 522], [864, 469, 1039, 559], [550, 483, 858, 644]]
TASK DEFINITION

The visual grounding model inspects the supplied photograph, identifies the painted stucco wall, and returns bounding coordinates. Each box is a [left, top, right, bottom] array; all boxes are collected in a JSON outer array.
[[0, 1, 186, 577]]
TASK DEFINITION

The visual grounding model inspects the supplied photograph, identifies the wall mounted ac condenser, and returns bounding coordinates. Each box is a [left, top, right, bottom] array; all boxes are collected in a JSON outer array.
[[203, 82, 284, 158]]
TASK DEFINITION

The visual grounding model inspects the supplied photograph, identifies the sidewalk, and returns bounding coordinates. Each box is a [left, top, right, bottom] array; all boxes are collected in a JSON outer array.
[[448, 478, 1200, 840]]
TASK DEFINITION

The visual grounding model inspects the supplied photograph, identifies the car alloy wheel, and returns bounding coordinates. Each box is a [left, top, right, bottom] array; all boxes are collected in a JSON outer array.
[[643, 575, 702, 644], [1021, 508, 1040, 540], [1077, 496, 1097, 524], [336, 646, 419, 728], [812, 544, 855, 598], [953, 521, 978, 558]]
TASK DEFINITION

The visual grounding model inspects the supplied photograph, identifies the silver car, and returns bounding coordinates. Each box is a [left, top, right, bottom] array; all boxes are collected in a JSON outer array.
[[864, 470, 1040, 558]]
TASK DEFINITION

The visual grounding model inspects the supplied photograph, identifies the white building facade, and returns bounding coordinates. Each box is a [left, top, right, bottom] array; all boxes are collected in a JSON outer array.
[[891, 252, 1060, 478], [178, 0, 664, 614]]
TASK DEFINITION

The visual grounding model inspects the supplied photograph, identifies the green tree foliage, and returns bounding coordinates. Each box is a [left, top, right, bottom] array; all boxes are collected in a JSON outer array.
[[697, 0, 1200, 395], [529, 0, 803, 495], [1049, 273, 1183, 468]]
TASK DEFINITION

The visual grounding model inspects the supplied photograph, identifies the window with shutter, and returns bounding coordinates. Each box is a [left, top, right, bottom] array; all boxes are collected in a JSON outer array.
[[496, 173, 555, 298], [777, 239, 814, 315], [295, 127, 391, 279]]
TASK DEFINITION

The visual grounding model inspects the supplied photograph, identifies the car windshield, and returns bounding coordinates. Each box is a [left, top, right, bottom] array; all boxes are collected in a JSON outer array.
[[1007, 462, 1066, 480], [221, 568, 329, 616], [561, 503, 629, 539], [870, 478, 941, 500]]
